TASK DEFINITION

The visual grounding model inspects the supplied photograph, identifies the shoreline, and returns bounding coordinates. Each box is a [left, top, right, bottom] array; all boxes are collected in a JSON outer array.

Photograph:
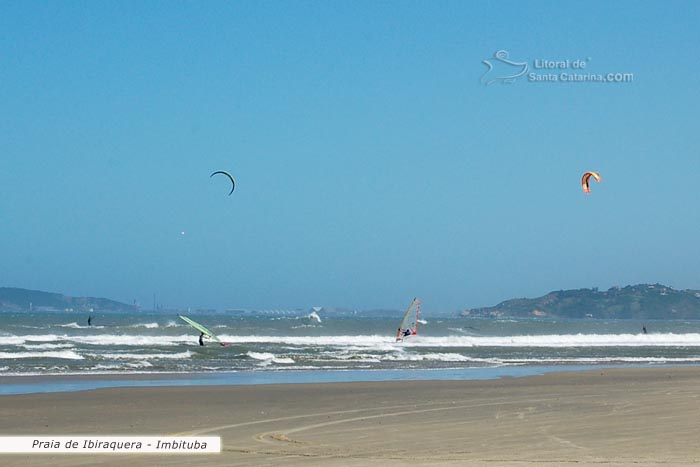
[[0, 363, 677, 395], [1, 365, 700, 466]]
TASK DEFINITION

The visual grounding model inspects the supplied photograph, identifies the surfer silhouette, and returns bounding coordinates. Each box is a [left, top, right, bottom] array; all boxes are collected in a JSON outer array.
[[642, 325, 647, 334], [87, 315, 92, 326], [199, 332, 205, 346]]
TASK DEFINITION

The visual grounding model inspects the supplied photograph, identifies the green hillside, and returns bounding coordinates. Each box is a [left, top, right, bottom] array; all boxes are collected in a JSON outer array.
[[462, 284, 700, 320], [0, 287, 137, 312]]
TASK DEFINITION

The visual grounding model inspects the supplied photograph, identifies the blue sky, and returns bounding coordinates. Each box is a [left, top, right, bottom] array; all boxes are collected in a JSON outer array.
[[1, 1, 699, 312]]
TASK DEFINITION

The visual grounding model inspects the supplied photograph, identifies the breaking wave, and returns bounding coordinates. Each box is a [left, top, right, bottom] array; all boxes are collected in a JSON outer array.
[[247, 351, 295, 364], [129, 322, 159, 329], [4, 333, 700, 349], [0, 350, 84, 360], [220, 333, 700, 348], [86, 351, 193, 360]]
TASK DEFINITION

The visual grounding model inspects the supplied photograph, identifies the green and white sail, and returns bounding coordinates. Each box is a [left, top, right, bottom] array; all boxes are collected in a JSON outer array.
[[179, 314, 223, 344]]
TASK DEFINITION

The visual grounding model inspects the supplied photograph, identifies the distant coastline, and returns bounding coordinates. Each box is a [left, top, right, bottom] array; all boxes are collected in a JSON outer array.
[[0, 287, 137, 313], [3, 283, 700, 320], [462, 283, 700, 320]]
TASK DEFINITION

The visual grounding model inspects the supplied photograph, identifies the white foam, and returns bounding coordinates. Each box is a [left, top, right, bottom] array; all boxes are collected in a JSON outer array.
[[0, 336, 27, 345], [6, 332, 700, 354], [325, 354, 382, 363], [451, 333, 700, 348], [58, 322, 104, 329], [127, 361, 154, 368], [0, 334, 63, 345], [447, 327, 476, 335], [86, 351, 192, 360], [247, 351, 274, 360], [344, 343, 400, 352], [65, 334, 195, 346], [22, 343, 74, 350], [247, 351, 294, 364], [502, 356, 700, 364], [91, 361, 154, 370], [130, 322, 159, 329], [91, 364, 124, 370], [381, 352, 485, 362], [5, 333, 208, 347], [0, 350, 83, 360], [272, 357, 295, 364], [219, 333, 700, 348]]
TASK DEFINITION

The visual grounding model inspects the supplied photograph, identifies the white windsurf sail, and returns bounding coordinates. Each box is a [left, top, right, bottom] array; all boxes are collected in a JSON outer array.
[[396, 297, 421, 342]]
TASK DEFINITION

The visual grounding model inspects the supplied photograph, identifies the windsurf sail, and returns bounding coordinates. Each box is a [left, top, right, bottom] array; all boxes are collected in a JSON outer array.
[[396, 298, 421, 342], [178, 315, 226, 345]]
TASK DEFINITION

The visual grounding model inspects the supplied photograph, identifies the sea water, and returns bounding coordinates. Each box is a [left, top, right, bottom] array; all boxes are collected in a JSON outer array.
[[1, 310, 700, 377]]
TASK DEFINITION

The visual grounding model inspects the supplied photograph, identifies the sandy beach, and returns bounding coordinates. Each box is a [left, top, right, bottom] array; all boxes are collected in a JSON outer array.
[[1, 367, 700, 466]]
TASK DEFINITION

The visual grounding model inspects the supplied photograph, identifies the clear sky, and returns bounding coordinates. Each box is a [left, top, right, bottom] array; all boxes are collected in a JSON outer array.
[[1, 1, 699, 312]]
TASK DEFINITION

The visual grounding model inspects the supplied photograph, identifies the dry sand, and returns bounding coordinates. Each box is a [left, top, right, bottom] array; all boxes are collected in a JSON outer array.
[[1, 366, 700, 466]]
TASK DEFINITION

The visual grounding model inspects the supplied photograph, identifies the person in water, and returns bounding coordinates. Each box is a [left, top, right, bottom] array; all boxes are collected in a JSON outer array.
[[642, 325, 647, 334], [87, 315, 92, 326], [199, 332, 205, 346]]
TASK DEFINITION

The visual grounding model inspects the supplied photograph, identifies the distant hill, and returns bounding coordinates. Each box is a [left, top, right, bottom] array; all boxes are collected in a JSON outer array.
[[462, 284, 700, 320], [0, 287, 138, 313]]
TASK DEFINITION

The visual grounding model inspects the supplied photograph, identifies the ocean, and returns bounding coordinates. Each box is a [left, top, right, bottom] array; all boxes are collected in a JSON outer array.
[[2, 309, 700, 377]]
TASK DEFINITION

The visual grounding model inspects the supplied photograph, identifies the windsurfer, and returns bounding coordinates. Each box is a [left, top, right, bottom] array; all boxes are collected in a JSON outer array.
[[87, 315, 92, 326], [199, 332, 205, 346], [396, 298, 421, 342]]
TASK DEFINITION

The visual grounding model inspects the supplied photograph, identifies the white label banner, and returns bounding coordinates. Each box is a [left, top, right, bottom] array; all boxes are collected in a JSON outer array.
[[0, 436, 220, 454]]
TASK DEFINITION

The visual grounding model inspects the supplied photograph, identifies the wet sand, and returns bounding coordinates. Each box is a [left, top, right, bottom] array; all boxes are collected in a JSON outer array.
[[1, 366, 700, 466]]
